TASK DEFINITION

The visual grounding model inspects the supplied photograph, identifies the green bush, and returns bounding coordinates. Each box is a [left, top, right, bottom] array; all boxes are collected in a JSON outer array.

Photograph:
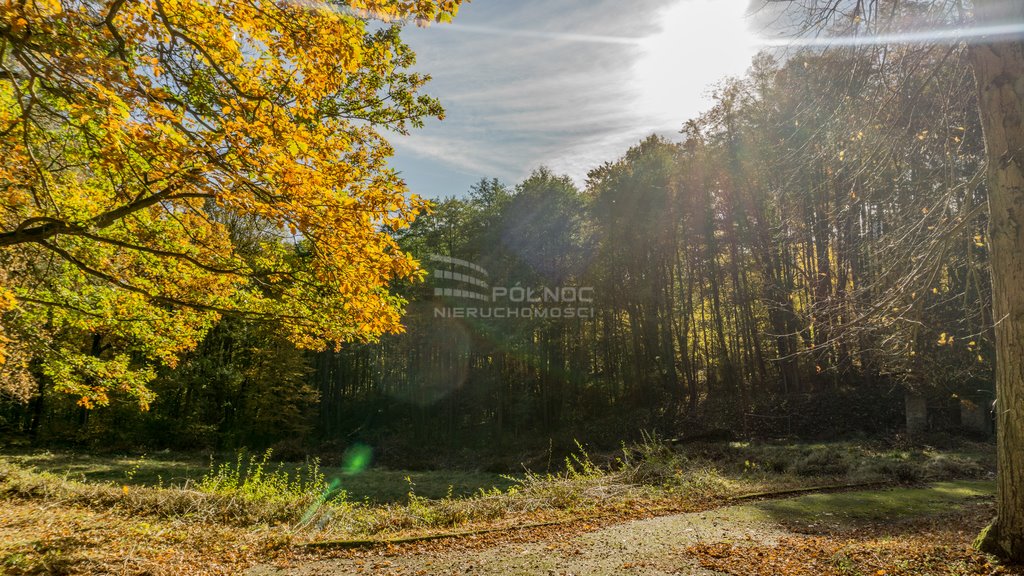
[[198, 449, 326, 504]]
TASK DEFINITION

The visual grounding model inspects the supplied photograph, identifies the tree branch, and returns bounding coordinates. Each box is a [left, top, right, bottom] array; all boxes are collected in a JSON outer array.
[[0, 173, 203, 247]]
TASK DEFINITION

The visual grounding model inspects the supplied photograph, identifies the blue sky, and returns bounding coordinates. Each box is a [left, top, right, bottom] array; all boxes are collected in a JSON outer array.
[[388, 0, 773, 199]]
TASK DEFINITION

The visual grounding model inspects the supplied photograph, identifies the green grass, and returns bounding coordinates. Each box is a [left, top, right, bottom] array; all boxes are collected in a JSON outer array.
[[1, 450, 516, 503], [1, 451, 206, 487], [755, 480, 995, 524], [0, 439, 996, 539], [678, 439, 995, 484], [0, 447, 639, 535], [332, 468, 516, 502], [0, 451, 998, 576], [3, 437, 994, 500]]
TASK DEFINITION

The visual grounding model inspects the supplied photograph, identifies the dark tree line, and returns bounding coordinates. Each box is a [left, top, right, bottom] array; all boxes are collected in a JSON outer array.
[[2, 45, 993, 461]]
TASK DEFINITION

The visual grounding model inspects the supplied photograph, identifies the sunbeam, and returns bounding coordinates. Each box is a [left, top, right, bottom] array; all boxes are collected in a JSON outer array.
[[759, 22, 1024, 47]]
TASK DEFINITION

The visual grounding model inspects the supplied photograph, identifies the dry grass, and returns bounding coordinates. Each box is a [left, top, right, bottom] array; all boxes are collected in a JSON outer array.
[[0, 460, 320, 527], [0, 450, 690, 574], [0, 439, 999, 574], [0, 498, 292, 575], [686, 504, 1013, 576], [0, 442, 739, 538]]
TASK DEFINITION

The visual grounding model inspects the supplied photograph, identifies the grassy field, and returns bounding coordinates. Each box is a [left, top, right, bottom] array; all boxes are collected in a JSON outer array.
[[1, 450, 516, 503], [4, 437, 995, 498], [0, 439, 1002, 575]]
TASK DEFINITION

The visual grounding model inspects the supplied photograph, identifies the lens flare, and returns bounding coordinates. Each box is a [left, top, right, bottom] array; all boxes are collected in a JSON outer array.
[[759, 23, 1024, 48], [342, 443, 373, 475]]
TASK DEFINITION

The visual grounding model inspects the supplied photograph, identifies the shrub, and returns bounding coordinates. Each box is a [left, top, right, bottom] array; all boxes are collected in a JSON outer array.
[[198, 449, 326, 504], [792, 447, 851, 477], [619, 433, 688, 486]]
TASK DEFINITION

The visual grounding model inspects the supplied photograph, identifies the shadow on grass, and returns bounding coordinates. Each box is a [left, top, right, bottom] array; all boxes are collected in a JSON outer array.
[[2, 450, 517, 503], [754, 480, 995, 530]]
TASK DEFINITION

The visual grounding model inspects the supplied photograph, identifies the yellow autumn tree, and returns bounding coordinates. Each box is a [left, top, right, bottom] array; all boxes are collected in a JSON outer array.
[[0, 0, 461, 407]]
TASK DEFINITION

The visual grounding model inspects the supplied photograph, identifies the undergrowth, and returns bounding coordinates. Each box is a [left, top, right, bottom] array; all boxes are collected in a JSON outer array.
[[0, 438, 994, 539], [198, 449, 327, 504]]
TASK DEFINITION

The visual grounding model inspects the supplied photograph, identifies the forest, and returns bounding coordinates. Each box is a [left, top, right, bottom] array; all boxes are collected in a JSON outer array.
[[3, 45, 993, 460], [1, 0, 1023, 573]]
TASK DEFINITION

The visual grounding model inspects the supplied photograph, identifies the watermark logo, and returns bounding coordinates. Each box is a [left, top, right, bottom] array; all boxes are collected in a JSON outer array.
[[428, 254, 594, 320], [429, 254, 491, 302]]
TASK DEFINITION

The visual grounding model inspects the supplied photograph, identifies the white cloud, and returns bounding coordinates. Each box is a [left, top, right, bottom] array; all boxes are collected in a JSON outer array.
[[393, 0, 761, 195]]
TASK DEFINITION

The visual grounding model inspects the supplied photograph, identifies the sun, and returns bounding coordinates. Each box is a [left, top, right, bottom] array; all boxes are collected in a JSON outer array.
[[632, 0, 759, 128]]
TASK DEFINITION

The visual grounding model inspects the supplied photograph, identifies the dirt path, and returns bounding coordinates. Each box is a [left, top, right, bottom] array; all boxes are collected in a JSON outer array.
[[248, 481, 998, 576]]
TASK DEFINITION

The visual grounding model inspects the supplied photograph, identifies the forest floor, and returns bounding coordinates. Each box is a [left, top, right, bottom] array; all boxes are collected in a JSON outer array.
[[1, 440, 1019, 575], [251, 480, 1011, 576]]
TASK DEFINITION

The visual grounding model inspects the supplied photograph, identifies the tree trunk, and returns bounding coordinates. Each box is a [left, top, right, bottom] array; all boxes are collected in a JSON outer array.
[[969, 0, 1024, 561]]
